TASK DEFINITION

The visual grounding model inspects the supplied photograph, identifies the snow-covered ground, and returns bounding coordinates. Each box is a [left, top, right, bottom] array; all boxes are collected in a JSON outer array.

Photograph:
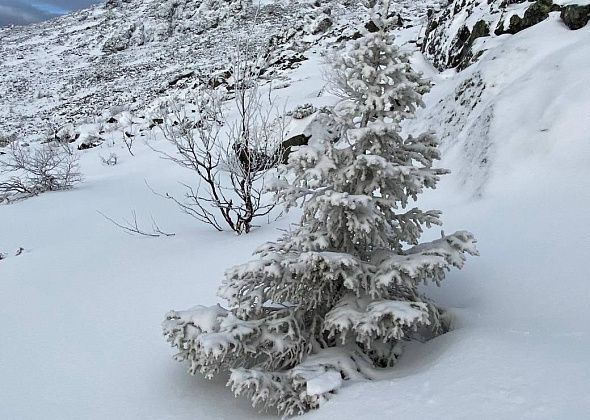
[[310, 15, 590, 419], [1, 7, 589, 420]]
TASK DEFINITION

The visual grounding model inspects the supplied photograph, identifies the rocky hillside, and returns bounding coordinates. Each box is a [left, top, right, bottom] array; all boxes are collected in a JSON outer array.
[[0, 0, 371, 142], [403, 0, 590, 196], [422, 0, 590, 71]]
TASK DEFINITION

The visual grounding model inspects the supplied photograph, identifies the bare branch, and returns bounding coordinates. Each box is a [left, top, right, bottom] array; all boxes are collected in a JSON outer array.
[[97, 210, 175, 238]]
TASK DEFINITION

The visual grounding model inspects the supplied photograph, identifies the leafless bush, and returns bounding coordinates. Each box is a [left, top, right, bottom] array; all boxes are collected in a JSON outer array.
[[150, 18, 291, 235], [0, 141, 82, 203], [100, 153, 118, 166], [155, 81, 286, 234], [119, 112, 138, 156]]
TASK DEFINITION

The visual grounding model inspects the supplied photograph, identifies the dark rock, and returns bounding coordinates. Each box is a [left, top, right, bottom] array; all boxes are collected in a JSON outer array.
[[105, 0, 121, 9], [365, 20, 380, 33], [447, 25, 471, 68], [167, 70, 195, 87], [107, 117, 118, 124], [523, 0, 555, 25], [471, 19, 490, 40], [233, 133, 313, 173], [233, 142, 275, 174], [336, 30, 363, 43], [0, 133, 16, 147], [497, 0, 556, 35], [78, 137, 103, 150], [148, 118, 164, 129], [561, 4, 590, 30], [389, 13, 404, 27], [312, 16, 333, 34], [422, 0, 498, 71], [207, 69, 232, 89], [266, 49, 307, 72], [456, 20, 490, 70], [277, 134, 311, 164]]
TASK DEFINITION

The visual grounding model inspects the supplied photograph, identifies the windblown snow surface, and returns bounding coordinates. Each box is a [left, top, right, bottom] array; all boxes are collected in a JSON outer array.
[[1, 11, 589, 420]]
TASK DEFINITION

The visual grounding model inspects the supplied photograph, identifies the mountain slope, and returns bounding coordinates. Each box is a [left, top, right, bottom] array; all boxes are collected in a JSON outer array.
[[1, 1, 589, 419], [0, 0, 356, 140]]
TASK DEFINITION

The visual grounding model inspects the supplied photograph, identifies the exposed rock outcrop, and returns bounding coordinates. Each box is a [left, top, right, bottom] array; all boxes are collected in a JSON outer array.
[[561, 4, 590, 30], [422, 0, 588, 71], [495, 0, 560, 35]]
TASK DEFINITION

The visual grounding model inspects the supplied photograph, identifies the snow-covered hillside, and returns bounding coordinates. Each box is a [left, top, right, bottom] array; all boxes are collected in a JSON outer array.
[[0, 0, 359, 140], [1, 0, 589, 419]]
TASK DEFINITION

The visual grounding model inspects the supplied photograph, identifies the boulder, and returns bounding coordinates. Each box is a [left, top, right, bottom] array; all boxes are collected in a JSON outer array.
[[497, 0, 560, 35], [102, 24, 135, 53], [311, 16, 333, 34], [365, 20, 380, 33], [455, 19, 490, 70], [277, 134, 311, 164], [78, 135, 103, 150], [561, 4, 590, 30], [167, 70, 195, 87], [287, 103, 317, 120]]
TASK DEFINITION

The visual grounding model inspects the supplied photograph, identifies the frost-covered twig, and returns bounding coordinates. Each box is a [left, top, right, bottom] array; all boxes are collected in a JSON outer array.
[[122, 131, 135, 157]]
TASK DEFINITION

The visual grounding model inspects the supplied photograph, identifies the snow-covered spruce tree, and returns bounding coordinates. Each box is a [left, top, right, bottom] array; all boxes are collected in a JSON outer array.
[[163, 3, 477, 416]]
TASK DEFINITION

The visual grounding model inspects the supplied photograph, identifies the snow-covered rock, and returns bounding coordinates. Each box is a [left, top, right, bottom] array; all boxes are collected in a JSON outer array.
[[422, 0, 590, 70]]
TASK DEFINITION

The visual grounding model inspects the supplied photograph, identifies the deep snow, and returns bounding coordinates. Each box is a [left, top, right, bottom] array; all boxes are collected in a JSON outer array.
[[1, 9, 589, 420], [309, 14, 590, 419]]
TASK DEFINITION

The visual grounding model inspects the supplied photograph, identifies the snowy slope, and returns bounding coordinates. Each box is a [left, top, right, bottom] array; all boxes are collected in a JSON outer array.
[[308, 14, 590, 420], [1, 2, 590, 420], [0, 0, 355, 141]]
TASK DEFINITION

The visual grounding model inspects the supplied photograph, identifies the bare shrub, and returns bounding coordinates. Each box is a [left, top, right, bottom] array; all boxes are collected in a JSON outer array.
[[0, 141, 82, 203], [119, 112, 138, 156], [155, 78, 286, 235], [100, 153, 118, 166], [152, 16, 291, 235]]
